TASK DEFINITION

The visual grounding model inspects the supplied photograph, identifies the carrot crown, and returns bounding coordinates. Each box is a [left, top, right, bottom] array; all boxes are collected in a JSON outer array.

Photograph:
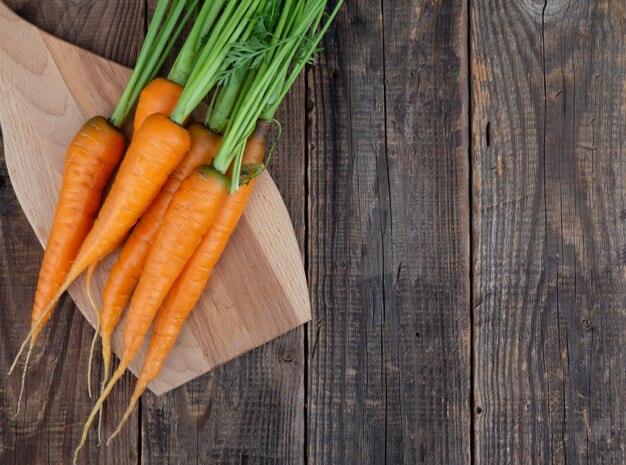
[[110, 0, 196, 128], [211, 0, 344, 192], [167, 0, 226, 87], [204, 0, 283, 134]]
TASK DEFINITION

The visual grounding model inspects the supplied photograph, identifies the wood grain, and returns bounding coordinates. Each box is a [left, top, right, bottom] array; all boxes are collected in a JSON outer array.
[[8, 0, 144, 68], [0, 0, 310, 395], [306, 1, 470, 464], [472, 0, 626, 463], [0, 1, 143, 464]]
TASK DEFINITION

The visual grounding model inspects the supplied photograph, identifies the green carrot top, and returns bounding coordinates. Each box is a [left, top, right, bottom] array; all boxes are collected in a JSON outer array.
[[169, 0, 274, 125], [210, 0, 344, 192]]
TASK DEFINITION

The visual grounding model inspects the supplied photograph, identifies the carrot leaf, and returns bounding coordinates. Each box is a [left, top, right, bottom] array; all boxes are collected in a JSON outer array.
[[212, 0, 344, 192]]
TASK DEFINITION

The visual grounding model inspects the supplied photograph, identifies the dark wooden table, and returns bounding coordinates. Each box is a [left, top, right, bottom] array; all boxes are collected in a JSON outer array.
[[1, 1, 625, 464]]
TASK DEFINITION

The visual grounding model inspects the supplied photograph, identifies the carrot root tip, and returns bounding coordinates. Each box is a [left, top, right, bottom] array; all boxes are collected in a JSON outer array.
[[10, 294, 59, 376], [74, 365, 126, 464], [107, 394, 140, 445], [14, 340, 34, 417], [87, 321, 100, 398], [97, 405, 103, 446]]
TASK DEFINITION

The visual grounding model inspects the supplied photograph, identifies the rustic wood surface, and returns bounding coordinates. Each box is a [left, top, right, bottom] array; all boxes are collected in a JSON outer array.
[[306, 0, 471, 463], [471, 1, 626, 463], [1, 1, 625, 464]]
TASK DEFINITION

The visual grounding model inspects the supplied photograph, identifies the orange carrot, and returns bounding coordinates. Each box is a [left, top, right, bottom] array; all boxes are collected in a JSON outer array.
[[12, 114, 191, 379], [31, 118, 125, 339], [74, 165, 229, 458], [96, 124, 221, 384], [133, 77, 183, 133], [106, 123, 268, 440], [8, 117, 125, 412]]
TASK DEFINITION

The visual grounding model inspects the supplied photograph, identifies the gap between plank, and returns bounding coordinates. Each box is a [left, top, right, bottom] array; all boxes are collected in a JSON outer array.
[[466, 0, 476, 464]]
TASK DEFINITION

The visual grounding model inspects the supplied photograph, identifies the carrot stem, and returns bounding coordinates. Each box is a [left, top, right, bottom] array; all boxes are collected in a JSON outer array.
[[269, 1, 342, 117], [206, 67, 247, 133], [213, 0, 344, 188], [110, 0, 190, 127], [170, 0, 266, 124], [168, 0, 225, 86], [109, 0, 169, 127], [149, 0, 199, 84]]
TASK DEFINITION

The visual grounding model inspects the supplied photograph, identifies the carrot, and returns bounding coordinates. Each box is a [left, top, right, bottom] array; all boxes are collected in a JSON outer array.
[[32, 119, 125, 338], [69, 114, 190, 285], [132, 0, 226, 133], [106, 123, 268, 440], [95, 124, 221, 387], [74, 166, 230, 462], [7, 117, 125, 413], [133, 77, 183, 133], [9, 0, 194, 413]]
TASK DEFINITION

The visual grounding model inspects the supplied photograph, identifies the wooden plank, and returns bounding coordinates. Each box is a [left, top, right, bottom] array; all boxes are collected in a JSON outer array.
[[307, 1, 470, 464], [140, 0, 306, 459], [471, 0, 626, 463], [7, 0, 144, 67], [0, 1, 144, 464]]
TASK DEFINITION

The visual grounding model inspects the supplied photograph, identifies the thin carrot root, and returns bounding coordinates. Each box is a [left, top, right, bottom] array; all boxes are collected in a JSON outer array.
[[107, 392, 141, 445], [10, 294, 58, 415], [96, 363, 109, 446], [73, 364, 126, 465], [102, 339, 112, 396], [9, 315, 40, 375], [9, 280, 69, 376], [86, 263, 99, 313], [87, 322, 99, 399], [97, 402, 103, 446], [14, 339, 34, 417], [8, 337, 27, 375], [86, 263, 100, 398]]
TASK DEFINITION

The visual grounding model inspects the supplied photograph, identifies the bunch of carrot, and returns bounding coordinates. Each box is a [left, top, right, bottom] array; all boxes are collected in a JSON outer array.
[[7, 0, 342, 462]]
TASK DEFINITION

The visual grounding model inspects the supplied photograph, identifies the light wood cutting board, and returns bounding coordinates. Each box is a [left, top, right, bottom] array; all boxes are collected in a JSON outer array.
[[0, 1, 310, 395]]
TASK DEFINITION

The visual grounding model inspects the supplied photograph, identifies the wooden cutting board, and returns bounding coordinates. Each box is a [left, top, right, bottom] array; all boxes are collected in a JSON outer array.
[[0, 1, 310, 395]]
